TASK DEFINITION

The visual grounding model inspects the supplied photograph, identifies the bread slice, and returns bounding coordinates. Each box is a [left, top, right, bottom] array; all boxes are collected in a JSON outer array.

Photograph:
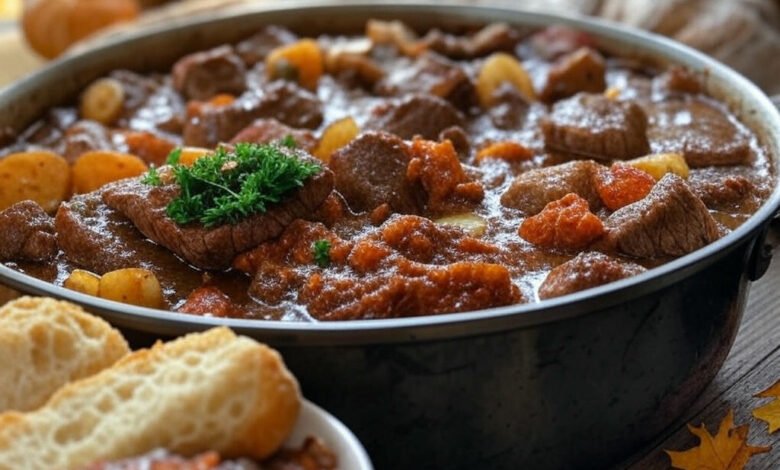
[[0, 326, 301, 470], [0, 296, 129, 413]]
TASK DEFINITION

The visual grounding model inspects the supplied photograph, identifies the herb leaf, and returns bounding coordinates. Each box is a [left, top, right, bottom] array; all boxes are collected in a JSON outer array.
[[164, 143, 321, 227], [313, 239, 331, 268], [141, 165, 162, 186]]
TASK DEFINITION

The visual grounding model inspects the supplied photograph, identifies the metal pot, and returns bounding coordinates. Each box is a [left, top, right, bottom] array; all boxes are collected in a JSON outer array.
[[1, 3, 779, 469]]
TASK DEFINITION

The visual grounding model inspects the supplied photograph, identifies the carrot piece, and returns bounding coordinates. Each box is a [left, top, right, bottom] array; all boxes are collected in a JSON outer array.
[[596, 164, 656, 211], [519, 193, 604, 250], [476, 141, 533, 163]]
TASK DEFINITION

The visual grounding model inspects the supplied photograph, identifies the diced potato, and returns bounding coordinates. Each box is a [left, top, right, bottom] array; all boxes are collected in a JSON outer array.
[[98, 268, 164, 309], [603, 86, 621, 100], [435, 213, 488, 237], [626, 152, 689, 180], [476, 53, 536, 108], [63, 269, 101, 296], [178, 147, 212, 167], [476, 141, 533, 163], [312, 117, 359, 163], [266, 39, 324, 90], [0, 150, 70, 212], [80, 77, 125, 125], [366, 19, 425, 57], [71, 151, 148, 194]]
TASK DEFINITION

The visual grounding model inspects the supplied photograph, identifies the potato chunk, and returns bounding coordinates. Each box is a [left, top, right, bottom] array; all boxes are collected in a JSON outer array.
[[98, 268, 164, 309], [80, 78, 125, 125], [0, 150, 70, 212], [476, 53, 536, 107], [626, 152, 689, 180], [312, 117, 359, 163], [63, 269, 101, 296], [435, 213, 488, 237], [71, 151, 148, 194]]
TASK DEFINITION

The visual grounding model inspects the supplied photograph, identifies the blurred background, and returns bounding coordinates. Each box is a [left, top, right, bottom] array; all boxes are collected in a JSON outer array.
[[0, 0, 779, 93]]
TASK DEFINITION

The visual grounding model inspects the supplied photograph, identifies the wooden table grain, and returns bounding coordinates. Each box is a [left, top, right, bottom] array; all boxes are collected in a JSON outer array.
[[616, 223, 780, 469]]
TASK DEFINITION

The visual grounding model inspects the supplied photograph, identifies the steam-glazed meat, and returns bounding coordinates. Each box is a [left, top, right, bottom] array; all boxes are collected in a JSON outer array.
[[0, 201, 57, 262], [647, 99, 751, 167], [329, 132, 423, 213], [687, 166, 768, 212], [235, 25, 297, 65], [230, 118, 317, 151], [172, 45, 247, 101], [422, 23, 519, 59], [183, 82, 323, 147], [603, 174, 721, 258], [542, 93, 650, 160], [62, 121, 119, 162], [538, 251, 646, 299], [375, 53, 476, 110], [501, 160, 605, 215], [540, 47, 607, 103], [366, 94, 465, 140], [102, 155, 334, 270]]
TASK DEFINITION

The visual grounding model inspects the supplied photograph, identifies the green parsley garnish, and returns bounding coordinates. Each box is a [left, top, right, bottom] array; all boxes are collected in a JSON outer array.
[[141, 165, 162, 186], [159, 143, 320, 227], [279, 134, 297, 149], [312, 239, 332, 268]]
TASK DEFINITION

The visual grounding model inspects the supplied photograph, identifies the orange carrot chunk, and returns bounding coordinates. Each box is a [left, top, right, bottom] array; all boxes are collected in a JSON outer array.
[[519, 193, 604, 250]]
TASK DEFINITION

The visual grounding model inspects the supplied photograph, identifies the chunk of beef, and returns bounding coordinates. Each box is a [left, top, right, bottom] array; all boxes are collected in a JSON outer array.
[[501, 160, 605, 215], [655, 67, 703, 95], [329, 132, 423, 213], [646, 99, 751, 167], [438, 125, 470, 159], [542, 93, 650, 161], [17, 108, 77, 151], [0, 201, 57, 262], [172, 45, 247, 101], [178, 286, 243, 317], [422, 23, 520, 59], [109, 70, 160, 117], [102, 154, 334, 270], [235, 25, 298, 66], [538, 251, 646, 299], [62, 120, 120, 163], [366, 94, 465, 140], [183, 82, 323, 147], [230, 118, 317, 151], [687, 166, 767, 212], [122, 77, 186, 136], [488, 83, 531, 130], [55, 190, 190, 276], [374, 53, 476, 110], [540, 47, 607, 103], [603, 173, 720, 258], [529, 25, 596, 60]]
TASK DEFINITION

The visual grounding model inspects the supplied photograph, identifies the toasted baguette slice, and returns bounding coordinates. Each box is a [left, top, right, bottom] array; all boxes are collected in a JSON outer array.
[[0, 296, 129, 413], [0, 326, 301, 470]]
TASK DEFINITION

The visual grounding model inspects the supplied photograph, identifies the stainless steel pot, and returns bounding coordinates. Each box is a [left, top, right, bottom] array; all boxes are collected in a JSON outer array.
[[1, 3, 779, 469]]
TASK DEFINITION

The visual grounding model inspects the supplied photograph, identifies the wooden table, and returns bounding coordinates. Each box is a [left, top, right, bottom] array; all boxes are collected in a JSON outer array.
[[616, 223, 780, 469], [1, 20, 779, 470]]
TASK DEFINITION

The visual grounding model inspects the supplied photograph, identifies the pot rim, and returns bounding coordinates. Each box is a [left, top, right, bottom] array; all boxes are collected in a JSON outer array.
[[1, 1, 779, 345]]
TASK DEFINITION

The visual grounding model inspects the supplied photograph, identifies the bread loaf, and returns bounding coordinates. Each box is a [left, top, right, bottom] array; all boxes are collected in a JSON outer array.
[[0, 296, 129, 413], [0, 326, 301, 470]]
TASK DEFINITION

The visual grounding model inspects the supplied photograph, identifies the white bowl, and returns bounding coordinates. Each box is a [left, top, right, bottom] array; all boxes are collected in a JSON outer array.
[[286, 399, 373, 470]]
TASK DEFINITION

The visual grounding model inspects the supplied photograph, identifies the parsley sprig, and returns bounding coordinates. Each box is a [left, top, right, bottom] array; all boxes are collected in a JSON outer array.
[[313, 239, 332, 268], [144, 143, 321, 227]]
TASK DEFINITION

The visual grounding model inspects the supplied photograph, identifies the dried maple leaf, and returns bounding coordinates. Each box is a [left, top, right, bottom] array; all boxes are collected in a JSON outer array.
[[753, 379, 780, 434], [665, 410, 770, 470]]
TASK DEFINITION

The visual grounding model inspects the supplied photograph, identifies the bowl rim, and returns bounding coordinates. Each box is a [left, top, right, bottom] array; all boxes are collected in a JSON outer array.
[[1, 1, 779, 345]]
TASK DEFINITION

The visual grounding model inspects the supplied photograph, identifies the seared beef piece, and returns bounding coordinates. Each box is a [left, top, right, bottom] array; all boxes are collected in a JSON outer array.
[[62, 120, 119, 163], [500, 160, 605, 215], [538, 251, 646, 299], [530, 25, 595, 60], [235, 25, 298, 66], [102, 155, 334, 270], [16, 108, 77, 152], [55, 190, 189, 275], [603, 173, 721, 258], [488, 83, 530, 130], [366, 94, 465, 140], [540, 47, 606, 103], [108, 71, 185, 136], [329, 131, 423, 214], [647, 99, 751, 167], [422, 23, 519, 59], [542, 93, 650, 160], [374, 53, 476, 110], [229, 118, 317, 151], [687, 167, 766, 212], [183, 82, 323, 147], [655, 67, 703, 95], [172, 45, 247, 101], [0, 201, 57, 262], [438, 125, 470, 159], [110, 70, 159, 116]]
